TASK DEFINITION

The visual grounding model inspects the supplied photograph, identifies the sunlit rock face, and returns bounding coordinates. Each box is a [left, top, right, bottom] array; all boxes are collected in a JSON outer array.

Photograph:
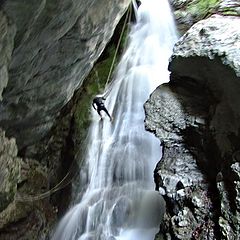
[[0, 128, 21, 213], [0, 0, 130, 149], [145, 15, 240, 239]]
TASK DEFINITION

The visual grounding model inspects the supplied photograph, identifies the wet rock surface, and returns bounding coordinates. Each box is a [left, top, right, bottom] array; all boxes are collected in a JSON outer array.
[[145, 82, 217, 240], [0, 2, 131, 237], [145, 15, 240, 239], [0, 0, 130, 149]]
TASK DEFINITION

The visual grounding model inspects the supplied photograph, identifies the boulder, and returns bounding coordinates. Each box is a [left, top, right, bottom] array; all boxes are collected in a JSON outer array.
[[169, 14, 240, 157], [145, 15, 240, 239]]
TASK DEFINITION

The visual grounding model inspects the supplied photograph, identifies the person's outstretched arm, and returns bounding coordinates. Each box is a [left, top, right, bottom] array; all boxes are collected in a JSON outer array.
[[92, 102, 96, 110]]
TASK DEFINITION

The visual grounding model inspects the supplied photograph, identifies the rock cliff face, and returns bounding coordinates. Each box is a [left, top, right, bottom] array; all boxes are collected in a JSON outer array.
[[0, 128, 20, 212], [0, 0, 130, 149], [171, 0, 240, 35], [0, 10, 15, 100], [0, 142, 57, 240], [0, 1, 130, 239], [145, 15, 240, 239]]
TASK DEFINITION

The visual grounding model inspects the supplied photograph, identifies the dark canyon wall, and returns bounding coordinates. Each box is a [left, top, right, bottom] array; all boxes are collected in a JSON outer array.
[[145, 7, 240, 240], [0, 0, 130, 149], [0, 1, 130, 239]]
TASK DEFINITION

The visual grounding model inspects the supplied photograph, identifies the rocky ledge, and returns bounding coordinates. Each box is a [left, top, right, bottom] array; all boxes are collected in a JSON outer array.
[[145, 15, 240, 239]]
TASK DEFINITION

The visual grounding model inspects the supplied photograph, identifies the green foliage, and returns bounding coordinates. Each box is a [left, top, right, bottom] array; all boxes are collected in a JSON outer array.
[[187, 0, 220, 18], [73, 8, 131, 153], [74, 45, 117, 143], [222, 10, 238, 15], [218, 5, 240, 16]]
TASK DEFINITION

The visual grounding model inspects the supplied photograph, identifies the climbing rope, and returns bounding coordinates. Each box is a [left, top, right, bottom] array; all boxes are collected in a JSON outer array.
[[15, 3, 133, 203], [103, 3, 132, 98], [16, 159, 80, 202]]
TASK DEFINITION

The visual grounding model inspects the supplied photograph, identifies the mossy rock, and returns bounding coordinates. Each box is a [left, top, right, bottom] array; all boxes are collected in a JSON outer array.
[[73, 45, 116, 144], [186, 0, 220, 18], [172, 0, 224, 34], [73, 15, 130, 156], [217, 0, 240, 16]]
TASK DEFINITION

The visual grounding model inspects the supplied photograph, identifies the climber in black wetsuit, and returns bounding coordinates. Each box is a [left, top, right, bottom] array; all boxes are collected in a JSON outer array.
[[92, 96, 113, 121]]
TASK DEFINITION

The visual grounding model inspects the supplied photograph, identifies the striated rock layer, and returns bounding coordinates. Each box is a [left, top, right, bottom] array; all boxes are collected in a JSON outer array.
[[145, 15, 240, 239], [0, 0, 130, 149]]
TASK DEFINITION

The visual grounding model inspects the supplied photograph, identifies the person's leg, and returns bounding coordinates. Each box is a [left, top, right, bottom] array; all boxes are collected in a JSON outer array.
[[97, 108, 103, 119], [101, 106, 112, 120]]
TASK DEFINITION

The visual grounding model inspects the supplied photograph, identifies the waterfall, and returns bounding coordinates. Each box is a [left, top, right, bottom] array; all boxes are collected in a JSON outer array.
[[52, 0, 178, 239]]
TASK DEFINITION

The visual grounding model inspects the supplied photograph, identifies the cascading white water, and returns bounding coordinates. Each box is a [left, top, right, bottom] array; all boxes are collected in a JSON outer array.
[[52, 0, 178, 239]]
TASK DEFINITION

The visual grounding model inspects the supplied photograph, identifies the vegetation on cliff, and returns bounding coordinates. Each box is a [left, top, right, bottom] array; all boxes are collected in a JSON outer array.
[[172, 0, 239, 34], [74, 12, 130, 155]]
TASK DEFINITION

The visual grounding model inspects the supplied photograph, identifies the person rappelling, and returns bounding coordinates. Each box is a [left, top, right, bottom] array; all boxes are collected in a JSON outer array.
[[91, 3, 132, 123], [92, 96, 113, 121]]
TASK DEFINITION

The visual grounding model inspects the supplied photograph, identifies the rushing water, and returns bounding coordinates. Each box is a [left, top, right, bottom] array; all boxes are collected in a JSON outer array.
[[52, 0, 178, 239]]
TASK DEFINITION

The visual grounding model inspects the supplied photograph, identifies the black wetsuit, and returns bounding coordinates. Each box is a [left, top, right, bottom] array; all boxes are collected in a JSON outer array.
[[92, 97, 111, 119]]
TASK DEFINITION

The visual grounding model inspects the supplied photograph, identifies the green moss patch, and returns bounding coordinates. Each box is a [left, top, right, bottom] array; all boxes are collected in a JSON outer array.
[[74, 45, 117, 141], [187, 0, 220, 19], [73, 11, 131, 152]]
